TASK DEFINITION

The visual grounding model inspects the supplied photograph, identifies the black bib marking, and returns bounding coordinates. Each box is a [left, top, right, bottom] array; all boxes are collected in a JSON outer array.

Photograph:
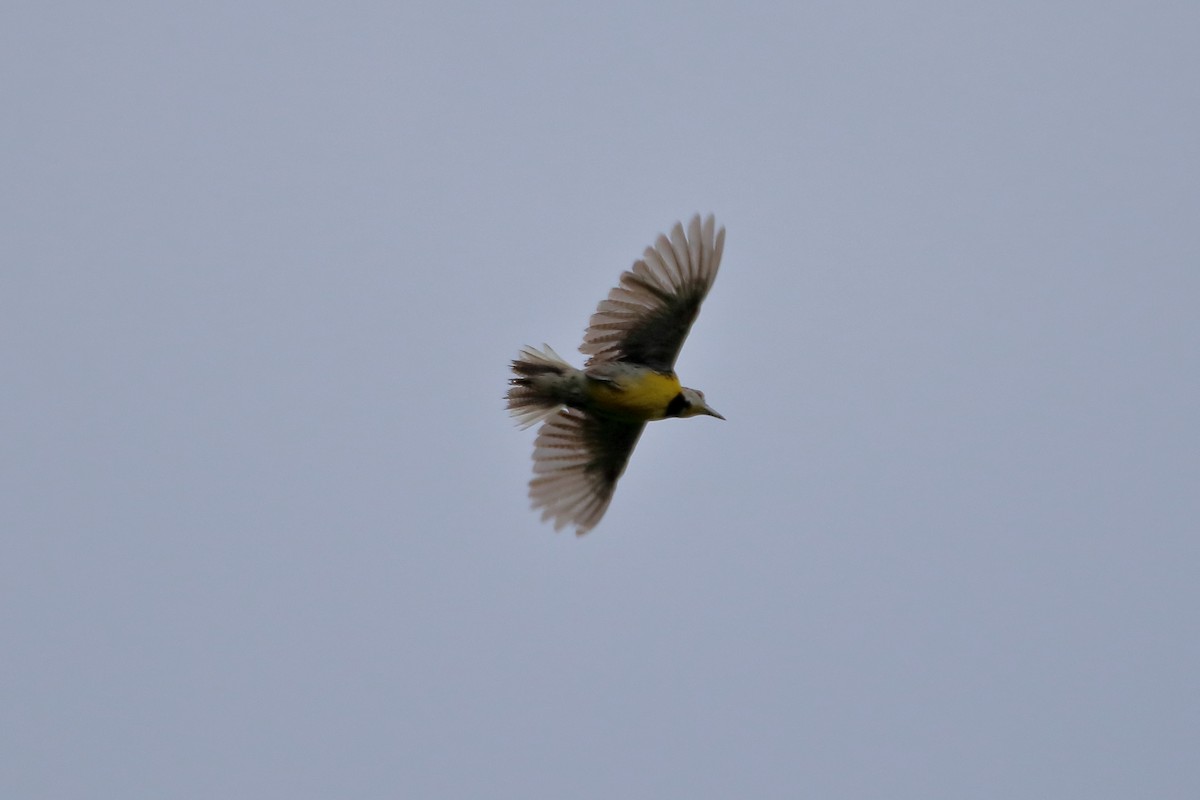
[[665, 392, 689, 417]]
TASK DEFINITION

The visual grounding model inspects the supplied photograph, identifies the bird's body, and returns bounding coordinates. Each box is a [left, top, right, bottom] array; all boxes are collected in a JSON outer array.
[[584, 364, 684, 422], [507, 215, 725, 535], [513, 356, 686, 424]]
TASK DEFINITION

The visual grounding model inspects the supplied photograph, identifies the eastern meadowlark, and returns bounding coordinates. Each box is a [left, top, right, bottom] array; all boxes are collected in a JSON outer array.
[[507, 214, 725, 535]]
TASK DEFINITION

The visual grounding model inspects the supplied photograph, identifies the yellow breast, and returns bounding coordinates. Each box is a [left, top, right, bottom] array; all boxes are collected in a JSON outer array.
[[585, 368, 681, 422]]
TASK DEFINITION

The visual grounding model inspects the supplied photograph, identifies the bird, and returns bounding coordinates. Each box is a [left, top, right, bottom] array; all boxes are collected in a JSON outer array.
[[507, 214, 725, 535]]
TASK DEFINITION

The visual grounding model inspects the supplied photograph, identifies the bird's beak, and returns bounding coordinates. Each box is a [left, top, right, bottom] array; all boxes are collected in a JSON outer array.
[[702, 404, 725, 420]]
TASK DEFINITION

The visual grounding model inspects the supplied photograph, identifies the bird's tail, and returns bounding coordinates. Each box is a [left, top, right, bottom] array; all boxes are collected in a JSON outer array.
[[507, 344, 576, 429]]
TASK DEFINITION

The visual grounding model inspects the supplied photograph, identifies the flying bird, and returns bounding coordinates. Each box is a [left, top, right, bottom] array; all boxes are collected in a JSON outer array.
[[507, 214, 725, 535]]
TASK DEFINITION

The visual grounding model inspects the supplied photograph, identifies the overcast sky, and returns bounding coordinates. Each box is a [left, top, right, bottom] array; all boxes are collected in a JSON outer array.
[[4, 2, 1198, 798]]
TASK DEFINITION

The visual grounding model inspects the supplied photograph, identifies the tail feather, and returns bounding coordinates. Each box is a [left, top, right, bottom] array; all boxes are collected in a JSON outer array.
[[507, 345, 575, 429]]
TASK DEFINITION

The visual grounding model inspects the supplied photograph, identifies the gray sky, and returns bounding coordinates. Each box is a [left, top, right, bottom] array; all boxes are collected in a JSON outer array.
[[4, 2, 1198, 798]]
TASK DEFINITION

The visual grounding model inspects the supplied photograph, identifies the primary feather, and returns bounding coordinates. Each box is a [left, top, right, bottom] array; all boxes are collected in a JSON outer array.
[[528, 409, 645, 534], [580, 214, 724, 372]]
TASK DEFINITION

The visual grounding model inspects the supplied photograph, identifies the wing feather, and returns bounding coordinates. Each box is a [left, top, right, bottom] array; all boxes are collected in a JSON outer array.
[[580, 214, 724, 371], [528, 408, 645, 535], [685, 216, 700, 283], [669, 226, 690, 284]]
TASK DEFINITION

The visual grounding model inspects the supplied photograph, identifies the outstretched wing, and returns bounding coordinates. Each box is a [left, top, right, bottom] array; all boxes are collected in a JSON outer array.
[[528, 408, 645, 535], [581, 214, 725, 372]]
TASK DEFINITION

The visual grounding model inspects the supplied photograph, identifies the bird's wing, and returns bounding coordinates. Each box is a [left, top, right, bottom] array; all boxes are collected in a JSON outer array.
[[529, 408, 645, 535], [581, 214, 725, 372]]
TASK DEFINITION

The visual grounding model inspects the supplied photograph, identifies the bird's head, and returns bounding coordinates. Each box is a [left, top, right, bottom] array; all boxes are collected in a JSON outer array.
[[677, 387, 724, 420]]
